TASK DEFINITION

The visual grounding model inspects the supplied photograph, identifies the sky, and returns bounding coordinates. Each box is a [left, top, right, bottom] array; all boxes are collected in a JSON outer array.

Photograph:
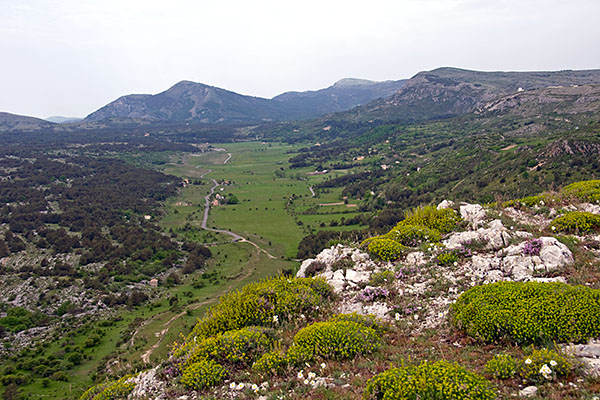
[[1, 0, 600, 119]]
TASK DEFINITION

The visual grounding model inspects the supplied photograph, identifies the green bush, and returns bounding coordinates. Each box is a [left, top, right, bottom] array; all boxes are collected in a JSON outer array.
[[401, 206, 461, 234], [551, 211, 600, 233], [368, 270, 396, 286], [284, 343, 316, 366], [184, 326, 273, 368], [562, 180, 600, 203], [518, 348, 571, 383], [292, 320, 380, 360], [436, 251, 459, 266], [180, 359, 227, 390], [365, 237, 405, 261], [503, 194, 556, 209], [385, 224, 442, 246], [185, 276, 333, 341], [252, 349, 287, 374], [452, 281, 600, 344], [328, 313, 385, 336], [364, 360, 496, 400], [485, 354, 518, 379], [80, 375, 136, 400]]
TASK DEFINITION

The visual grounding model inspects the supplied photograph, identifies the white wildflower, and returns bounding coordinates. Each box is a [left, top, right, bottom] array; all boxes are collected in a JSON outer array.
[[413, 314, 419, 320], [297, 370, 304, 379], [236, 382, 245, 390], [550, 360, 557, 366], [320, 362, 326, 369], [524, 358, 532, 365], [303, 379, 309, 385], [394, 313, 401, 321], [230, 382, 236, 389], [539, 364, 552, 378], [308, 372, 316, 379], [251, 384, 259, 392], [310, 380, 316, 386], [453, 262, 458, 266]]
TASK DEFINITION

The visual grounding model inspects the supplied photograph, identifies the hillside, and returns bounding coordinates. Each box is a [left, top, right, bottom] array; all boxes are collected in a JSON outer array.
[[333, 67, 600, 122], [85, 78, 406, 124], [0, 111, 56, 132]]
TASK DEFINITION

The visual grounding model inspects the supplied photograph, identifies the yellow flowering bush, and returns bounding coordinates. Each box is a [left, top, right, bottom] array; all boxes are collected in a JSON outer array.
[[328, 312, 386, 336], [180, 359, 227, 390], [562, 179, 600, 203], [436, 251, 459, 266], [187, 276, 334, 340], [284, 343, 316, 366], [252, 349, 287, 374], [551, 211, 600, 233], [385, 224, 442, 246], [364, 360, 496, 400], [184, 326, 274, 369], [485, 354, 518, 379], [79, 375, 136, 400], [452, 281, 600, 344], [292, 320, 380, 361], [518, 348, 571, 383], [365, 237, 405, 261], [400, 206, 461, 234]]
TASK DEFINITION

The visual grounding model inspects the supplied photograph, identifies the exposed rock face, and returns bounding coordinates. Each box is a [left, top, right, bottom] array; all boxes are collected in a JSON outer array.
[[459, 203, 487, 229], [501, 237, 573, 280], [519, 386, 538, 398], [444, 219, 511, 250], [437, 200, 455, 210], [563, 340, 600, 377], [128, 368, 167, 399]]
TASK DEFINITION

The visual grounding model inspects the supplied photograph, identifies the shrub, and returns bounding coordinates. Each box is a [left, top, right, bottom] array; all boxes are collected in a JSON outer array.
[[551, 211, 600, 233], [184, 326, 274, 368], [284, 343, 315, 366], [304, 260, 326, 277], [180, 359, 227, 390], [400, 206, 461, 234], [522, 238, 543, 256], [292, 320, 379, 360], [368, 270, 396, 286], [385, 224, 441, 246], [436, 251, 459, 266], [503, 194, 556, 209], [485, 354, 518, 379], [452, 281, 600, 344], [562, 180, 600, 203], [364, 360, 496, 400], [80, 375, 136, 400], [518, 348, 571, 383], [365, 237, 405, 261], [186, 276, 333, 340], [328, 313, 385, 336], [252, 350, 287, 374]]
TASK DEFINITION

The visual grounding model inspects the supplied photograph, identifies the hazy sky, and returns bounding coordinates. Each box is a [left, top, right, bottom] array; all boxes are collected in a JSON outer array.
[[1, 0, 599, 118]]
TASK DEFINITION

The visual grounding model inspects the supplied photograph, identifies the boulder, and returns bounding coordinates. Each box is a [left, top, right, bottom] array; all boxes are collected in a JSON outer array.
[[296, 258, 315, 278], [444, 220, 510, 251], [437, 200, 455, 210], [460, 203, 487, 229], [518, 386, 538, 398], [345, 269, 369, 285]]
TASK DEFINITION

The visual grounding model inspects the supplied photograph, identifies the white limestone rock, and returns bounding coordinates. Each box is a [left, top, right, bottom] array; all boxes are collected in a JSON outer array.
[[444, 220, 510, 251], [460, 203, 487, 229], [405, 251, 427, 267], [437, 200, 455, 210], [518, 386, 538, 398]]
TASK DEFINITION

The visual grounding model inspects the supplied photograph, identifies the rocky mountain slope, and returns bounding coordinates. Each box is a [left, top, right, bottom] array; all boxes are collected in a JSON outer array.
[[0, 111, 56, 132], [84, 78, 406, 124], [334, 67, 600, 122]]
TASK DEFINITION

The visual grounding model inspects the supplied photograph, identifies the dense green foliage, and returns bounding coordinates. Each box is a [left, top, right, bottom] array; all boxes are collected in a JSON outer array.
[[252, 350, 287, 374], [518, 348, 571, 383], [364, 360, 496, 400], [484, 354, 518, 379], [400, 206, 461, 234], [186, 275, 334, 340], [365, 237, 406, 261], [551, 211, 600, 233], [452, 281, 600, 344], [180, 359, 227, 390], [291, 320, 380, 360], [79, 374, 135, 400], [562, 179, 600, 203]]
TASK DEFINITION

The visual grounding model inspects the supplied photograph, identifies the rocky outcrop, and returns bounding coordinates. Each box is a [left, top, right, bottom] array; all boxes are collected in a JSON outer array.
[[563, 340, 600, 377], [460, 203, 487, 229], [444, 219, 511, 250]]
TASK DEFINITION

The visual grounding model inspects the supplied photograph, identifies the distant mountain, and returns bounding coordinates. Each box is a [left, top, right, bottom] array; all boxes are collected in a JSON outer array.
[[84, 78, 406, 123], [334, 67, 600, 122], [0, 112, 56, 132], [271, 78, 406, 119], [45, 116, 83, 124]]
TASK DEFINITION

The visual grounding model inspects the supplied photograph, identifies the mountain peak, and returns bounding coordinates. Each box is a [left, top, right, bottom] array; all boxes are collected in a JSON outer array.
[[333, 78, 377, 87]]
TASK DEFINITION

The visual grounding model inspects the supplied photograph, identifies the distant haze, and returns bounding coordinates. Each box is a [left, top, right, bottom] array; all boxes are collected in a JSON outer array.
[[1, 0, 599, 118]]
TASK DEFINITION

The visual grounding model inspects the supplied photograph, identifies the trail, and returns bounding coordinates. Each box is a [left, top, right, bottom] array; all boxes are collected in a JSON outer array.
[[309, 186, 315, 197]]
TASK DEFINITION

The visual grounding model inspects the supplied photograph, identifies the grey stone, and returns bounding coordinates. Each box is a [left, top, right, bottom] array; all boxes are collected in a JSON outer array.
[[519, 386, 538, 398]]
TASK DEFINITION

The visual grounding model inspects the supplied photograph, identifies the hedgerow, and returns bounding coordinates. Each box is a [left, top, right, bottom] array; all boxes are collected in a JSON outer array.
[[364, 360, 496, 400], [551, 211, 600, 233], [562, 179, 600, 203], [183, 326, 274, 368], [291, 320, 380, 361], [180, 359, 227, 390], [452, 281, 600, 344], [186, 276, 334, 340], [79, 375, 136, 400]]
